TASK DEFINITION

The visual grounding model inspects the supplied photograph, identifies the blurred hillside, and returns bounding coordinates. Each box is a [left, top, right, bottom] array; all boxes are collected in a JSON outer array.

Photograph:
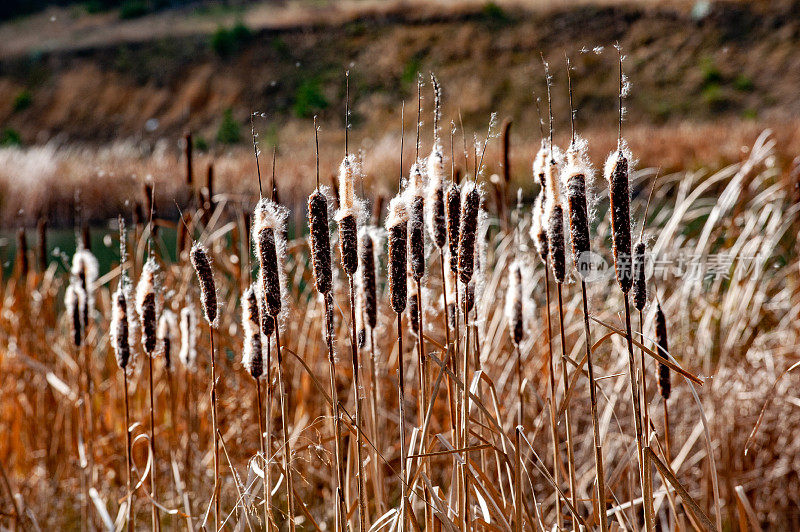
[[0, 0, 797, 150]]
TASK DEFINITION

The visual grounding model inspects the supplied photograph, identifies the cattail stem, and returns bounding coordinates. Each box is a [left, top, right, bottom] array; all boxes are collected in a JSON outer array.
[[367, 327, 385, 513], [580, 281, 608, 532], [543, 262, 562, 530], [274, 326, 296, 532], [255, 378, 270, 531], [556, 284, 578, 516], [265, 340, 275, 531], [439, 251, 456, 458], [414, 276, 433, 527], [461, 297, 471, 532], [622, 295, 653, 532], [147, 351, 160, 532], [324, 294, 348, 532], [209, 325, 220, 532], [123, 371, 134, 532], [639, 310, 650, 441], [514, 342, 523, 532], [396, 312, 408, 532], [348, 277, 368, 532], [663, 400, 671, 465]]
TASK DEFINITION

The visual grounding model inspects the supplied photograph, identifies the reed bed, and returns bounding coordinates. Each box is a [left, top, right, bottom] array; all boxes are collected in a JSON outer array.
[[0, 69, 798, 532]]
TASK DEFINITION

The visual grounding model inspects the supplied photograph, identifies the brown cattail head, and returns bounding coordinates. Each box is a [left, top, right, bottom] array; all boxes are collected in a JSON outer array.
[[71, 248, 98, 325], [562, 143, 593, 275], [190, 242, 218, 327], [136, 257, 159, 355], [544, 152, 566, 283], [336, 155, 360, 276], [530, 192, 549, 262], [242, 284, 264, 379], [65, 280, 85, 347], [457, 183, 481, 284], [605, 147, 633, 292], [533, 140, 548, 190], [427, 146, 447, 249], [359, 229, 377, 330], [179, 305, 198, 370], [16, 228, 28, 278], [356, 288, 367, 349], [158, 310, 177, 371], [633, 240, 647, 311], [445, 181, 461, 274], [253, 198, 288, 318], [505, 260, 524, 345], [386, 194, 409, 314], [308, 188, 333, 294], [655, 302, 670, 400], [407, 162, 426, 280], [462, 279, 475, 315], [111, 284, 131, 370], [408, 272, 420, 336]]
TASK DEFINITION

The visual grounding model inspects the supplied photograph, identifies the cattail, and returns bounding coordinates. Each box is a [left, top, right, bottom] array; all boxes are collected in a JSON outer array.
[[444, 268, 457, 329], [336, 156, 359, 276], [71, 247, 99, 325], [655, 303, 670, 400], [530, 193, 549, 262], [356, 289, 367, 349], [408, 272, 419, 335], [242, 284, 264, 379], [179, 306, 198, 370], [158, 310, 178, 371], [545, 153, 566, 284], [308, 188, 333, 294], [386, 195, 409, 313], [190, 243, 218, 327], [533, 141, 548, 190], [462, 279, 475, 316], [16, 228, 28, 278], [605, 147, 633, 293], [457, 184, 480, 284], [254, 198, 288, 317], [446, 182, 461, 274], [505, 261, 524, 345], [65, 280, 86, 347], [111, 284, 131, 370], [359, 229, 377, 330], [562, 144, 592, 274], [136, 257, 159, 355], [633, 241, 647, 311], [427, 148, 447, 249], [407, 163, 426, 280]]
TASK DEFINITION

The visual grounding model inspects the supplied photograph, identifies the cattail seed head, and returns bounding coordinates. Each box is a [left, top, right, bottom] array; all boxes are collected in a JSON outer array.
[[427, 146, 447, 249], [190, 242, 218, 327], [506, 260, 524, 345], [457, 184, 481, 284], [462, 279, 475, 316], [563, 144, 593, 278], [446, 182, 461, 274], [530, 193, 549, 262], [65, 280, 85, 347], [655, 302, 670, 400], [308, 188, 333, 294], [605, 147, 633, 292], [71, 248, 98, 325], [359, 229, 377, 330], [336, 156, 360, 276], [111, 284, 131, 370], [356, 288, 367, 349], [158, 309, 177, 370], [242, 284, 264, 379], [179, 305, 198, 370], [548, 204, 566, 283], [407, 162, 426, 280], [253, 198, 288, 317], [408, 273, 420, 336], [136, 257, 159, 355], [633, 240, 647, 311], [386, 195, 409, 314], [533, 141, 548, 190]]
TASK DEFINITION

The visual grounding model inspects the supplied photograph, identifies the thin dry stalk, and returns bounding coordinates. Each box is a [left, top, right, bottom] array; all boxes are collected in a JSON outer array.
[[274, 325, 296, 532]]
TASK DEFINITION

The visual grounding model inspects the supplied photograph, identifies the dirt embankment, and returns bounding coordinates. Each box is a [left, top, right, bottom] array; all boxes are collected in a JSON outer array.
[[0, 0, 798, 148]]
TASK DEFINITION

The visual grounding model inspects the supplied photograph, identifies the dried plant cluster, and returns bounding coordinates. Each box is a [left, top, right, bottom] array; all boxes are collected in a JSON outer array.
[[1, 63, 798, 532]]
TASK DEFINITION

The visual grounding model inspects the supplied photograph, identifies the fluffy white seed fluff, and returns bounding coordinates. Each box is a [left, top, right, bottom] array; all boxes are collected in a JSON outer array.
[[135, 257, 159, 316], [385, 194, 410, 229], [407, 161, 426, 199], [241, 284, 262, 376], [336, 154, 359, 221], [604, 140, 634, 188], [532, 140, 548, 186], [158, 309, 177, 344], [179, 306, 197, 370], [71, 248, 98, 316], [252, 197, 290, 325], [544, 146, 564, 222], [65, 280, 86, 337]]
